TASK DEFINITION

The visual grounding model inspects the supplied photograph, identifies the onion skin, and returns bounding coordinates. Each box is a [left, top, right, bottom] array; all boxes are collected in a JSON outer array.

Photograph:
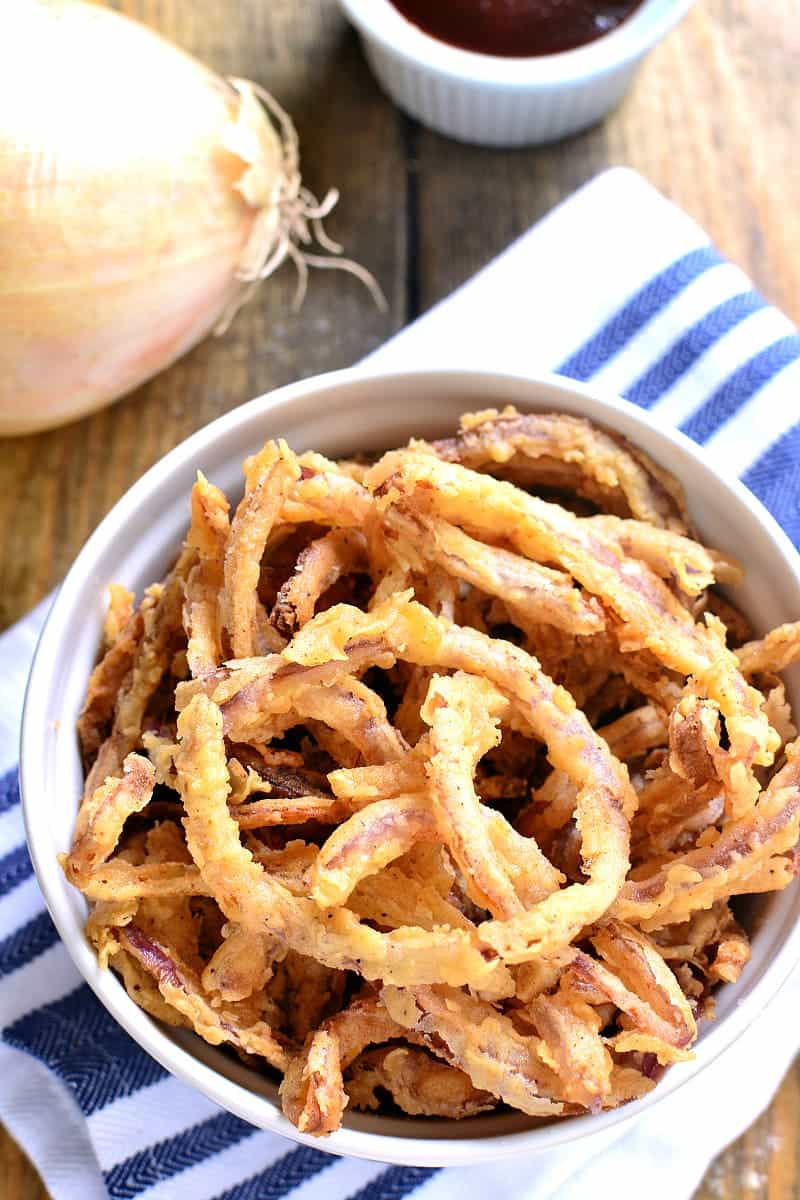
[[0, 1, 268, 435]]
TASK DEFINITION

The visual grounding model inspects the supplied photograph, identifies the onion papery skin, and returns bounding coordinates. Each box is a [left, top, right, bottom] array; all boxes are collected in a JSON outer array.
[[0, 1, 266, 434]]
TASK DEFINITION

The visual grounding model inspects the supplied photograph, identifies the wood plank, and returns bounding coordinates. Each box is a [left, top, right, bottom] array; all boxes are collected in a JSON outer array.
[[0, 0, 406, 630]]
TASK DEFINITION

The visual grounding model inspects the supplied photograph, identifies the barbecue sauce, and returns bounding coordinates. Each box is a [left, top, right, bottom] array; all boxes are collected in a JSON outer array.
[[389, 0, 646, 58]]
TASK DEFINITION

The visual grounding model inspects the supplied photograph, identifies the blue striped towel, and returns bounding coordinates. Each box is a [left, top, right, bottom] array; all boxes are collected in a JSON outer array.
[[1, 167, 799, 1200]]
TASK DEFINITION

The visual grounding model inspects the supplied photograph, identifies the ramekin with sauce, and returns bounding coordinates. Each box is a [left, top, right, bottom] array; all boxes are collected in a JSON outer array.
[[337, 0, 694, 147]]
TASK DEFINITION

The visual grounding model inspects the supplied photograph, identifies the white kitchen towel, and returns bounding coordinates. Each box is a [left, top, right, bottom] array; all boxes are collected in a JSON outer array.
[[1, 167, 799, 1200]]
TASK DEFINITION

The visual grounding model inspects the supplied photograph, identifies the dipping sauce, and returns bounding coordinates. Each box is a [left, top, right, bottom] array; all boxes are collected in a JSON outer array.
[[389, 0, 646, 58]]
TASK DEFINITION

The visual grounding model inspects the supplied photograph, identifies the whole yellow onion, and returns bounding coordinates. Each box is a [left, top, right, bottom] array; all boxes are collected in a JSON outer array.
[[0, 0, 379, 435]]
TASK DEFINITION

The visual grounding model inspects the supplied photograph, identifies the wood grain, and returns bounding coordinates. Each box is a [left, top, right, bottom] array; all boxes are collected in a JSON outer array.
[[2, 1, 799, 1197]]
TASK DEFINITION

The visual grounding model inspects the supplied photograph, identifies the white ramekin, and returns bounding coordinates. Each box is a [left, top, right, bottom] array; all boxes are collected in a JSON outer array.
[[21, 368, 800, 1167], [337, 0, 694, 146]]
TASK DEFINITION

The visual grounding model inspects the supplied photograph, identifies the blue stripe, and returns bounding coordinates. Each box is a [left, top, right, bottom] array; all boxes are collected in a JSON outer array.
[[0, 909, 59, 979], [346, 1166, 438, 1200], [4, 983, 166, 1114], [0, 769, 19, 815], [212, 1145, 335, 1200], [681, 335, 800, 442], [743, 421, 800, 549], [105, 1111, 257, 1200], [557, 246, 723, 382], [625, 291, 767, 409], [0, 843, 33, 899]]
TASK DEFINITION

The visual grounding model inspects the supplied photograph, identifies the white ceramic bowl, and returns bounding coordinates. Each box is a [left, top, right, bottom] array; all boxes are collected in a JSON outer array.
[[21, 368, 800, 1167], [337, 0, 694, 146]]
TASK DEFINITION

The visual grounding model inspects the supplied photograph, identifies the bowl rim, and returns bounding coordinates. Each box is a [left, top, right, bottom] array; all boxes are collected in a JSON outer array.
[[336, 0, 695, 87], [20, 364, 800, 1167]]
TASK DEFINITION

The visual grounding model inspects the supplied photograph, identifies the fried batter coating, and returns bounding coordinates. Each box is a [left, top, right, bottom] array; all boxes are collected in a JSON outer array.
[[381, 985, 564, 1116], [737, 622, 800, 676], [66, 405, 800, 1138], [177, 694, 513, 996], [78, 602, 144, 760], [184, 472, 230, 675], [102, 584, 135, 649], [368, 451, 776, 810], [522, 703, 669, 840], [422, 673, 521, 917], [281, 453, 373, 528], [386, 508, 605, 637], [529, 990, 613, 1109], [233, 794, 347, 830], [77, 859, 209, 901], [285, 595, 632, 960], [201, 924, 281, 1002], [310, 796, 437, 907], [591, 921, 696, 1048], [64, 754, 155, 887], [616, 741, 800, 928], [119, 924, 289, 1071], [328, 753, 429, 806], [431, 408, 688, 530], [271, 528, 367, 639], [84, 549, 193, 796], [349, 855, 474, 932], [584, 515, 741, 596], [280, 993, 416, 1134]]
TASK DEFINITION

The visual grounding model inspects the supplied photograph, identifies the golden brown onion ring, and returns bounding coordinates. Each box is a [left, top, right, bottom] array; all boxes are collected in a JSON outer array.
[[529, 991, 613, 1109], [430, 407, 688, 530], [310, 796, 437, 908], [381, 984, 564, 1116], [64, 754, 155, 888], [279, 993, 417, 1135], [222, 439, 300, 659], [271, 528, 367, 639], [285, 594, 633, 961], [737, 622, 800, 676], [177, 694, 513, 996], [281, 452, 374, 529], [78, 603, 145, 760], [183, 472, 230, 675], [368, 452, 776, 808], [422, 673, 521, 918], [584, 515, 741, 596], [84, 548, 193, 796], [615, 741, 800, 928], [200, 924, 280, 1002], [385, 507, 605, 637], [119, 924, 290, 1071]]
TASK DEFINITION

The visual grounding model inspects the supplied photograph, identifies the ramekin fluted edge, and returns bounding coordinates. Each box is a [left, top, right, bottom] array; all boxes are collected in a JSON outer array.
[[337, 0, 695, 147]]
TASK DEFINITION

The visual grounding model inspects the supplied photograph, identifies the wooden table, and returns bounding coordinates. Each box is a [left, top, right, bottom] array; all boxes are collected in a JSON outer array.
[[2, 1, 799, 1195]]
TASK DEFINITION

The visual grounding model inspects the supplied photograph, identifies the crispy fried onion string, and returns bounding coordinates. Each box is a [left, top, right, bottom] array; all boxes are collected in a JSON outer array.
[[66, 409, 800, 1139], [177, 693, 513, 997], [430, 407, 689, 530], [368, 451, 777, 811], [381, 984, 565, 1117], [346, 1046, 495, 1118], [283, 593, 632, 960]]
